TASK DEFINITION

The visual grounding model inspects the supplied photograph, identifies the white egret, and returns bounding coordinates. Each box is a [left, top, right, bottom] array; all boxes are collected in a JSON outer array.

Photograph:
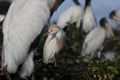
[[1, 0, 64, 79], [57, 0, 84, 29], [43, 24, 65, 67], [82, 0, 96, 33], [81, 17, 115, 62]]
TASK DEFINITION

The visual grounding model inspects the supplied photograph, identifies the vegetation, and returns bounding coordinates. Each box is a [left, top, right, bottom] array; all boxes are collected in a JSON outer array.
[[0, 23, 120, 80]]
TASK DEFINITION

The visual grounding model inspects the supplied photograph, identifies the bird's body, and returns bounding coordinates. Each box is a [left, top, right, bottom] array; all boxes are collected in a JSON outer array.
[[81, 27, 105, 61], [1, 0, 63, 79], [43, 24, 65, 66], [57, 1, 84, 29], [3, 0, 50, 72], [81, 18, 115, 62], [20, 51, 34, 78], [82, 0, 96, 33], [101, 51, 115, 60]]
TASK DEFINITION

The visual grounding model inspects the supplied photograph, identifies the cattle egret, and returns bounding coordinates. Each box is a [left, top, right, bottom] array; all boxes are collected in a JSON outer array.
[[43, 24, 65, 67]]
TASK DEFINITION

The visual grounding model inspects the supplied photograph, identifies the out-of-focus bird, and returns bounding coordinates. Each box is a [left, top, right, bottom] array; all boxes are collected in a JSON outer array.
[[110, 8, 120, 19], [57, 0, 84, 29], [82, 0, 96, 33], [81, 17, 115, 62], [101, 51, 115, 60], [109, 9, 120, 34], [1, 0, 64, 79], [0, 0, 11, 22], [43, 24, 65, 67]]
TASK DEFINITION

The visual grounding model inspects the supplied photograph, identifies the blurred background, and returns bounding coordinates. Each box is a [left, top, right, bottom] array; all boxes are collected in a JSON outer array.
[[51, 0, 120, 24]]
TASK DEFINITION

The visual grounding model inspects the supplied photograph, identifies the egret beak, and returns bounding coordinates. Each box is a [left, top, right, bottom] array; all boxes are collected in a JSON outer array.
[[50, 0, 65, 16], [105, 23, 115, 38], [44, 31, 50, 36]]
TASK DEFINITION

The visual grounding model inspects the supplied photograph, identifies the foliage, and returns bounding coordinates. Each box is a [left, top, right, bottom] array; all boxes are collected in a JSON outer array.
[[0, 23, 120, 80]]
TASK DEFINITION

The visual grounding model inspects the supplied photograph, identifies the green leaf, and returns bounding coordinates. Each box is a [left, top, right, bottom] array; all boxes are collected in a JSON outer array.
[[108, 66, 119, 74]]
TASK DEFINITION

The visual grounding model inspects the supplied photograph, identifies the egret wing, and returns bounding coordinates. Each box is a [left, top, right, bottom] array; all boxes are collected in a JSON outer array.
[[43, 37, 57, 64]]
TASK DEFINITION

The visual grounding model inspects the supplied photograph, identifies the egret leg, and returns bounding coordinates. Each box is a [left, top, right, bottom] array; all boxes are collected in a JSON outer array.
[[53, 55, 57, 67]]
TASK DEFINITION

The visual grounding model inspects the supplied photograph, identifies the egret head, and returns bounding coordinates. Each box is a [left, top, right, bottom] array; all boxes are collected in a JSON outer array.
[[100, 17, 115, 38], [109, 10, 119, 22], [45, 24, 61, 36]]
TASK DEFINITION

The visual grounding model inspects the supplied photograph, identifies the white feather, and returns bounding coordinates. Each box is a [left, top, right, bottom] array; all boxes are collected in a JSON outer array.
[[81, 27, 106, 61], [57, 5, 84, 29], [2, 0, 55, 76], [43, 29, 65, 64], [43, 36, 57, 63], [102, 51, 115, 60], [82, 6, 96, 33], [20, 51, 34, 78]]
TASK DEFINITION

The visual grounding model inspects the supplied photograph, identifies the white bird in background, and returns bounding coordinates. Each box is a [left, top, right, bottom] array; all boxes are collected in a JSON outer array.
[[0, 0, 11, 22], [82, 0, 96, 33], [109, 9, 120, 34], [81, 17, 115, 62], [43, 24, 65, 67], [101, 51, 115, 60], [1, 0, 64, 79], [57, 0, 84, 29]]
